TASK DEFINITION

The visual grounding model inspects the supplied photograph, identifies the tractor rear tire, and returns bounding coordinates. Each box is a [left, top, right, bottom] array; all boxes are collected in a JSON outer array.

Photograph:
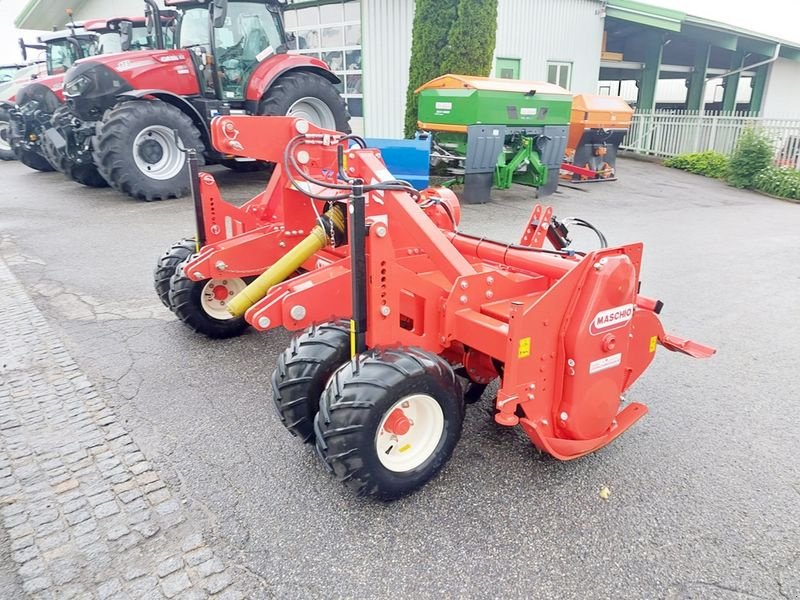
[[271, 321, 351, 443], [168, 259, 249, 339], [94, 100, 205, 201], [314, 347, 464, 500], [258, 71, 351, 134], [0, 107, 15, 161], [17, 149, 55, 172], [154, 238, 196, 309]]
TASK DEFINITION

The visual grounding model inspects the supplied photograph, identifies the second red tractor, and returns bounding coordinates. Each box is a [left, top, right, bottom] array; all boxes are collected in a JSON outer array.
[[54, 0, 350, 200]]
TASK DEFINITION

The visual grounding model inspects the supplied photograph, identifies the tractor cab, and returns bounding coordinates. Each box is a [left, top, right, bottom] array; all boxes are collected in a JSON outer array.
[[167, 0, 287, 100], [87, 13, 178, 55], [36, 28, 96, 76]]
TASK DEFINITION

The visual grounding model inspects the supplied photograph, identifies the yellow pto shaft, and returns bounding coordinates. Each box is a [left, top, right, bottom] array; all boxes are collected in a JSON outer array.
[[226, 205, 345, 318]]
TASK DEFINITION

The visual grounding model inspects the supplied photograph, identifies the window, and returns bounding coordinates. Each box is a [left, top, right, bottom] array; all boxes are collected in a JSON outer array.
[[45, 37, 96, 75], [283, 1, 362, 118], [496, 57, 520, 80], [547, 61, 572, 89]]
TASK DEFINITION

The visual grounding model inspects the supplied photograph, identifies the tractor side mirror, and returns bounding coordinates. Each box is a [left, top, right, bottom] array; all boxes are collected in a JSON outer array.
[[120, 21, 133, 51], [212, 0, 228, 28], [19, 37, 27, 62]]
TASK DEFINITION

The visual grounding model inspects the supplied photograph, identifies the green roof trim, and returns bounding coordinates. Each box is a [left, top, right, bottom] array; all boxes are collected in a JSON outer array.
[[14, 0, 39, 28], [606, 0, 684, 32], [608, 0, 800, 58]]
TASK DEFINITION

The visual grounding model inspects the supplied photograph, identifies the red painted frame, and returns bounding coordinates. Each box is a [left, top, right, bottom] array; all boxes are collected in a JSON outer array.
[[187, 115, 715, 460]]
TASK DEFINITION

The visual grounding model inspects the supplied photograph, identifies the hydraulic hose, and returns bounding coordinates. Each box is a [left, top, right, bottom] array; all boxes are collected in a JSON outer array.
[[226, 205, 346, 317]]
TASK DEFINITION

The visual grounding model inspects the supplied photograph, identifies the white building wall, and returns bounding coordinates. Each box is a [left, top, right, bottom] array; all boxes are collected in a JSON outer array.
[[493, 0, 603, 93], [761, 58, 800, 118], [361, 0, 414, 138]]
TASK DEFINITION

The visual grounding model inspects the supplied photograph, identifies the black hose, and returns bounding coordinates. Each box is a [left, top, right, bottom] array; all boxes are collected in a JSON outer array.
[[563, 217, 608, 248]]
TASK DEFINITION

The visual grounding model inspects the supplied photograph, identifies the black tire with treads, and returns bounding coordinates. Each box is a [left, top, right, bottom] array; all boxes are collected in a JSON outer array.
[[17, 148, 54, 172], [154, 238, 196, 309], [258, 71, 351, 133], [93, 100, 204, 201], [314, 347, 464, 500], [167, 259, 249, 339], [271, 321, 351, 442]]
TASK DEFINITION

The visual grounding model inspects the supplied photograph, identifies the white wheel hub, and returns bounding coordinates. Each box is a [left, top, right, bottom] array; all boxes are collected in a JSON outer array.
[[132, 124, 185, 180], [376, 394, 444, 473], [287, 97, 336, 130], [200, 278, 246, 320]]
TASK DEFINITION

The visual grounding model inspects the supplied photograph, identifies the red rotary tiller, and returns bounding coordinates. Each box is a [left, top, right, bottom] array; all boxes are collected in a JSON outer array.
[[157, 115, 714, 500]]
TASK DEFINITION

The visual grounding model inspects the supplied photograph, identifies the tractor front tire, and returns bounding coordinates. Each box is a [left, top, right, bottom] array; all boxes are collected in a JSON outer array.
[[154, 238, 196, 308], [271, 321, 351, 443], [168, 259, 249, 339], [17, 149, 54, 172], [68, 163, 109, 188], [315, 347, 464, 500], [259, 71, 351, 133], [0, 107, 16, 161], [94, 100, 205, 201]]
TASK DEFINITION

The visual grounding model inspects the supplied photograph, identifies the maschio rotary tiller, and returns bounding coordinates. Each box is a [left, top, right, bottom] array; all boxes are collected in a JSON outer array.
[[176, 115, 715, 500]]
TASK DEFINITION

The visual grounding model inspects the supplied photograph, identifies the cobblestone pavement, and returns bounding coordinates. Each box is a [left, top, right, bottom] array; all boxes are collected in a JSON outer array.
[[0, 258, 256, 599]]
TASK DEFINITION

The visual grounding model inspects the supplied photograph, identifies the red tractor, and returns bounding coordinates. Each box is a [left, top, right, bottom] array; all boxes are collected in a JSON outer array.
[[58, 0, 350, 200], [6, 4, 173, 174]]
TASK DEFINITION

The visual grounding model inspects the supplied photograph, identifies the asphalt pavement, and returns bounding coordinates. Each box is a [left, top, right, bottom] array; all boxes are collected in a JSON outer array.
[[1, 157, 798, 599]]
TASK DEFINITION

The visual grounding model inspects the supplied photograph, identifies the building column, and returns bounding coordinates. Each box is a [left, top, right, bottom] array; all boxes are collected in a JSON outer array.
[[686, 43, 710, 111], [637, 32, 663, 111], [749, 63, 769, 115], [722, 51, 745, 113]]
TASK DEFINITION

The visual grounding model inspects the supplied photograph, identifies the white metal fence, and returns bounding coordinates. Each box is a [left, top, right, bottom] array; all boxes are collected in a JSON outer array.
[[621, 110, 800, 169]]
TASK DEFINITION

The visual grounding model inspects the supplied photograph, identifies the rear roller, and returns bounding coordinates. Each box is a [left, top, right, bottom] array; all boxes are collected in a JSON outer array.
[[168, 259, 249, 339], [314, 347, 464, 500]]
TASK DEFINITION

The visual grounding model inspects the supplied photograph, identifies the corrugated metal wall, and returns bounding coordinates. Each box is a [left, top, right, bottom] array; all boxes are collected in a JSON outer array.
[[493, 0, 603, 93], [361, 0, 415, 138]]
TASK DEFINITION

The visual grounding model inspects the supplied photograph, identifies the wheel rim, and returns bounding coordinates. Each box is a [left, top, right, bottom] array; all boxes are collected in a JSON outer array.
[[287, 97, 336, 130], [132, 125, 185, 180], [0, 120, 10, 152], [200, 278, 247, 320], [376, 394, 444, 473]]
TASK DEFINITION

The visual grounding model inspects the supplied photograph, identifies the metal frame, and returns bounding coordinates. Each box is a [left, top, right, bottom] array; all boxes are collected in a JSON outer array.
[[184, 114, 715, 461]]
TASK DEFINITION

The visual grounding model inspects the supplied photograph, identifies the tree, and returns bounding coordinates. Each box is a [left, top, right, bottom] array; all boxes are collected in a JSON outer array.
[[403, 0, 498, 138], [440, 0, 498, 77], [404, 0, 458, 138]]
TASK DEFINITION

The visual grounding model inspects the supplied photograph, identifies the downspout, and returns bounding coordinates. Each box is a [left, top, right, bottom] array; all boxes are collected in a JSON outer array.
[[705, 43, 781, 82], [698, 44, 780, 115]]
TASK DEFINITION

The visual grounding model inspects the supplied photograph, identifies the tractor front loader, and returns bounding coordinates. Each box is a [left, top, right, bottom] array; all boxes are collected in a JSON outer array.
[[163, 114, 715, 500]]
